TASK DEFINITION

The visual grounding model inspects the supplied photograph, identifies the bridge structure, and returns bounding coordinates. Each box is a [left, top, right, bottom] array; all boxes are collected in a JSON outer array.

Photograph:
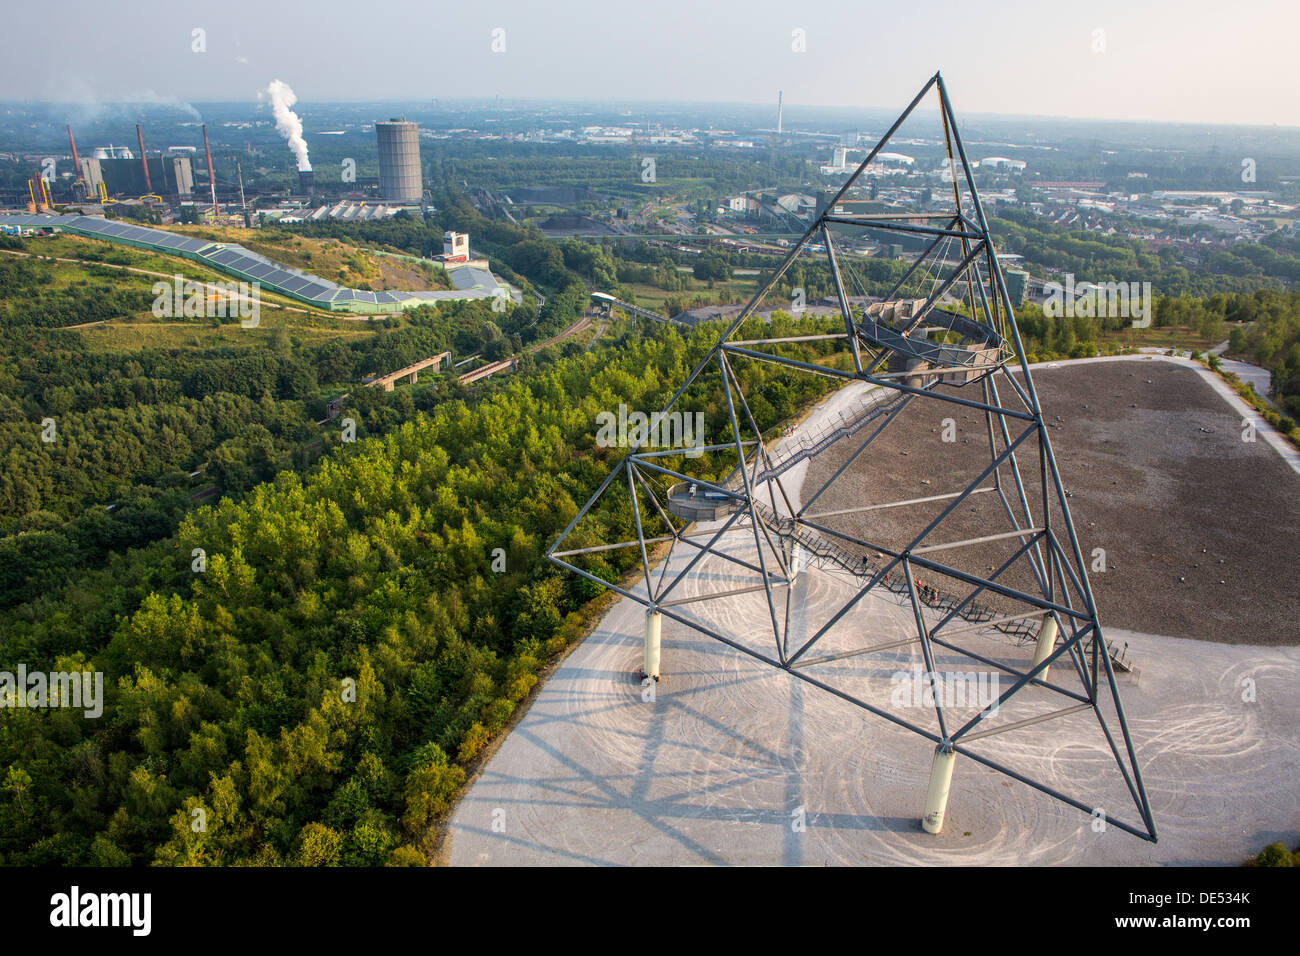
[[361, 314, 591, 394], [590, 291, 691, 327], [363, 352, 451, 391], [362, 351, 527, 391], [458, 356, 518, 385], [549, 73, 1156, 845]]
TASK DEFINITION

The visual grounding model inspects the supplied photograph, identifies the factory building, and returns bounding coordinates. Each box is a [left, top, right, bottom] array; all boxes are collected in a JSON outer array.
[[375, 119, 422, 203], [80, 155, 194, 198], [981, 156, 1028, 172]]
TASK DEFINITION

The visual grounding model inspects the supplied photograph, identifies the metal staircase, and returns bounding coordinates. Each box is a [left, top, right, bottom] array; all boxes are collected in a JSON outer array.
[[717, 390, 1136, 671], [748, 499, 1043, 645], [747, 501, 1135, 674]]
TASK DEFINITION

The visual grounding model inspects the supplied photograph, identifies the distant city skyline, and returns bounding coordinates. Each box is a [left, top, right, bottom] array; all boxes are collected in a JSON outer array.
[[2, 0, 1297, 128]]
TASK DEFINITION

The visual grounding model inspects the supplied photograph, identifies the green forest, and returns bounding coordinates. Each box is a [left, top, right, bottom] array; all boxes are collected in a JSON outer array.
[[0, 194, 619, 611], [0, 260, 841, 863], [0, 294, 553, 608], [1224, 290, 1300, 418]]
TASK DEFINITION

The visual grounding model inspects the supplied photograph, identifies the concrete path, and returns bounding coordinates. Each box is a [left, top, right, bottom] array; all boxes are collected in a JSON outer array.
[[1204, 341, 1275, 406]]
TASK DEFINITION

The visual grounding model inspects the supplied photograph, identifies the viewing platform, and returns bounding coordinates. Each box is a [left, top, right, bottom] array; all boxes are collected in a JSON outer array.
[[859, 298, 1006, 387], [666, 481, 739, 521]]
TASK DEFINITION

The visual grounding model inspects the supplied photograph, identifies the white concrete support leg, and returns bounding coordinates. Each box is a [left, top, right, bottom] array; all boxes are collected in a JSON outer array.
[[1031, 613, 1059, 683], [921, 745, 956, 834], [643, 610, 662, 681], [790, 542, 803, 581]]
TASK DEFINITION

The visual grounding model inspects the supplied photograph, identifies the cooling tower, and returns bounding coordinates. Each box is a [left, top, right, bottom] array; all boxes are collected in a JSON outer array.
[[375, 119, 422, 203]]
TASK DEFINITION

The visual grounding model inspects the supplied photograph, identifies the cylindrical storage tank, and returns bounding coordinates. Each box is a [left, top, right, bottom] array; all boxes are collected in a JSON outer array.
[[375, 119, 422, 203]]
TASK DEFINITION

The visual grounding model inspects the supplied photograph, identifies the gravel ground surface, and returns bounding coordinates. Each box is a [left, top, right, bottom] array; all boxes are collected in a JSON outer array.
[[803, 358, 1300, 645]]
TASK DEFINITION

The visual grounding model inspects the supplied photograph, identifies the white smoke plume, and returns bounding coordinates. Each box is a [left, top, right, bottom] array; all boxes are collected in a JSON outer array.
[[264, 79, 311, 171], [134, 90, 203, 122], [55, 80, 203, 124]]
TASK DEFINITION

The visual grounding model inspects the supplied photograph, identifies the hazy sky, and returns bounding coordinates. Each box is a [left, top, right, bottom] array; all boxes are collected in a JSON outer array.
[[4, 0, 1297, 127]]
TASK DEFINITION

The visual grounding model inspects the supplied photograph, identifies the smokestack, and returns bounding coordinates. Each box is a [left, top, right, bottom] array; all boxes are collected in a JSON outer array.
[[137, 124, 152, 194], [67, 125, 82, 179], [298, 169, 314, 194], [202, 124, 218, 215], [777, 91, 783, 134]]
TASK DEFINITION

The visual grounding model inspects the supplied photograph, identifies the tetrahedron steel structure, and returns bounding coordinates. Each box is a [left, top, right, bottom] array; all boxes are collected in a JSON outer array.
[[548, 73, 1157, 843]]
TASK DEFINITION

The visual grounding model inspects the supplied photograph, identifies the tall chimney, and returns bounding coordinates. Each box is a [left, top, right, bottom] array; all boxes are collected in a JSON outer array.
[[777, 91, 783, 134], [136, 124, 152, 194], [202, 124, 218, 215], [67, 125, 82, 179]]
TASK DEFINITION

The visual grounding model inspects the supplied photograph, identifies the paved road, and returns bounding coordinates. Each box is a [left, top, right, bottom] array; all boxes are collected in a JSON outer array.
[[1205, 341, 1275, 405]]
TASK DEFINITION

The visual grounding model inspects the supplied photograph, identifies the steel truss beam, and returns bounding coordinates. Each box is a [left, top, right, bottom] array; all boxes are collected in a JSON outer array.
[[548, 72, 1156, 845]]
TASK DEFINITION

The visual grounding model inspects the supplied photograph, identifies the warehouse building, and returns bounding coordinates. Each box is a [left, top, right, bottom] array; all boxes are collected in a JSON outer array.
[[80, 155, 194, 198]]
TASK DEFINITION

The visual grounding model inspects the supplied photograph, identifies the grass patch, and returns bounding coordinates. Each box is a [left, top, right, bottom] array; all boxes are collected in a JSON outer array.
[[1098, 324, 1222, 352], [164, 225, 449, 292]]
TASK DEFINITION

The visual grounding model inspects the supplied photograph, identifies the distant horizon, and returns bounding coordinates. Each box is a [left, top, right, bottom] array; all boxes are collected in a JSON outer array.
[[4, 97, 1299, 135]]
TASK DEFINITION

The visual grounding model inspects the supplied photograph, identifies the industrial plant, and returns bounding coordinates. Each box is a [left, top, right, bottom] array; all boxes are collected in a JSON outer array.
[[22, 121, 211, 213], [0, 82, 525, 315], [14, 86, 426, 228]]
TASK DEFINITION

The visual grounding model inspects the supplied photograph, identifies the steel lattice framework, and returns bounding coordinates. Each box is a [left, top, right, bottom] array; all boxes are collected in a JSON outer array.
[[548, 73, 1157, 843]]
